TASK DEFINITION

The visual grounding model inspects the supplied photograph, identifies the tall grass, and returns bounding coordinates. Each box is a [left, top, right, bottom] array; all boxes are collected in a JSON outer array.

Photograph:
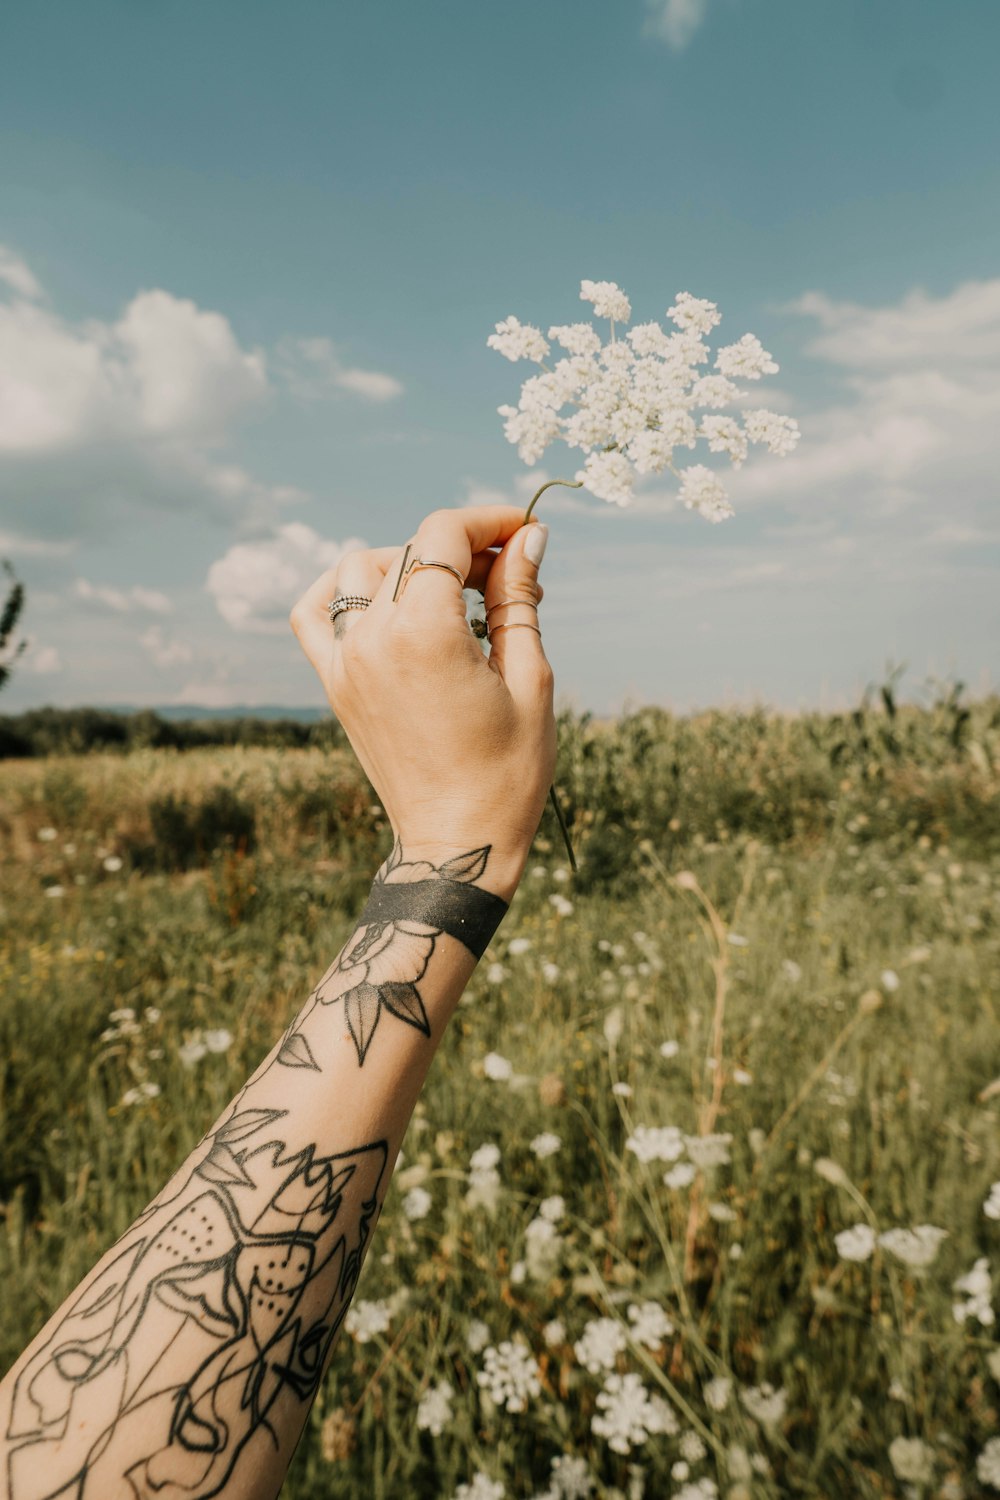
[[1, 697, 999, 1497]]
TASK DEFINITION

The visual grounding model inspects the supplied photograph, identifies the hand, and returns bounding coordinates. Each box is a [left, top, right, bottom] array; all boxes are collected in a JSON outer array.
[[291, 505, 554, 891]]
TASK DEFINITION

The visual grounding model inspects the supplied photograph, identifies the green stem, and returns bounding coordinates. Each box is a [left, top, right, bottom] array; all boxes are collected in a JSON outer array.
[[522, 478, 584, 872]]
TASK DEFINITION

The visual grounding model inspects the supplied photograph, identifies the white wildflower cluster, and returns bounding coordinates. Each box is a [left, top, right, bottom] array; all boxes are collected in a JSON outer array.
[[953, 1257, 995, 1326], [524, 1212, 564, 1281], [477, 1339, 542, 1414], [178, 1027, 233, 1067], [979, 1436, 1000, 1490], [984, 1181, 1000, 1220], [120, 1081, 160, 1107], [416, 1379, 455, 1436], [488, 280, 798, 517], [531, 1132, 562, 1159], [591, 1371, 679, 1455], [531, 1454, 595, 1500], [834, 1220, 949, 1270], [740, 1381, 788, 1429], [466, 1142, 502, 1213], [888, 1436, 935, 1485], [574, 1317, 627, 1375], [627, 1300, 674, 1350], [703, 1375, 732, 1412], [625, 1125, 685, 1164], [402, 1185, 432, 1222], [344, 1297, 393, 1343], [454, 1475, 506, 1500]]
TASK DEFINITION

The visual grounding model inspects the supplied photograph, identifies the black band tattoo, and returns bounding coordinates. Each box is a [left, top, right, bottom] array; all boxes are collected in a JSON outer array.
[[307, 840, 509, 1066]]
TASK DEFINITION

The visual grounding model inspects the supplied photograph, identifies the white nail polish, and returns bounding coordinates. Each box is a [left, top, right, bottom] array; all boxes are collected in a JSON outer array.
[[523, 523, 548, 568]]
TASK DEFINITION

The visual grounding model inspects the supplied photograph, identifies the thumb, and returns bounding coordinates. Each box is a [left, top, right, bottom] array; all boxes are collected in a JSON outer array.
[[483, 521, 552, 702]]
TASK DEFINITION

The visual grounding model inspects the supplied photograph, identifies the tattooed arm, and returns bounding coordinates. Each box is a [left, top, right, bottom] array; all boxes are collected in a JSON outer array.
[[0, 506, 553, 1500]]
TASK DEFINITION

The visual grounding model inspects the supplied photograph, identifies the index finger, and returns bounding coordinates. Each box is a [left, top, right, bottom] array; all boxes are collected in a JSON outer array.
[[385, 505, 529, 618]]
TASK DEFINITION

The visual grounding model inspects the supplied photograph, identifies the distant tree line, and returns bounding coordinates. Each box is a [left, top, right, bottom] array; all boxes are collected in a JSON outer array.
[[0, 707, 346, 759]]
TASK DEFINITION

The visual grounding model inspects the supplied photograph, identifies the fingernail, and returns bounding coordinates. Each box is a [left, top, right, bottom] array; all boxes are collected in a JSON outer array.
[[523, 523, 548, 569]]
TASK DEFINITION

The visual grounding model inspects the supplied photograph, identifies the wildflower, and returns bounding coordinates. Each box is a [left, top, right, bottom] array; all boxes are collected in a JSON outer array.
[[467, 1143, 502, 1212], [477, 1339, 542, 1413], [604, 1007, 624, 1044], [612, 1082, 633, 1098], [574, 1317, 627, 1374], [531, 1132, 562, 1159], [470, 1143, 500, 1172], [679, 1429, 707, 1463], [178, 1038, 208, 1067], [454, 1476, 506, 1500], [102, 855, 124, 873], [143, 1007, 161, 1024], [667, 293, 721, 335], [888, 1437, 934, 1485], [740, 1381, 788, 1429], [880, 969, 900, 992], [344, 1298, 392, 1342], [627, 1301, 674, 1349], [580, 280, 631, 323], [488, 315, 549, 364], [45, 885, 65, 899], [703, 1375, 732, 1412], [416, 1380, 454, 1436], [591, 1372, 678, 1455], [672, 1462, 690, 1483], [38, 827, 58, 842], [664, 1162, 697, 1190], [508, 938, 532, 957], [835, 1224, 876, 1263], [548, 894, 573, 917], [541, 962, 561, 983], [510, 1259, 526, 1284], [659, 1040, 679, 1059], [483, 1052, 514, 1081], [708, 1202, 737, 1223], [524, 1217, 562, 1280], [402, 1186, 432, 1221], [203, 1028, 233, 1054], [715, 333, 778, 380], [678, 466, 734, 524], [983, 1181, 1000, 1220], [486, 963, 507, 984], [543, 1318, 566, 1347], [674, 1481, 717, 1500], [781, 959, 802, 982], [109, 1008, 136, 1024], [685, 1134, 732, 1170], [877, 1225, 948, 1269], [539, 1194, 565, 1222], [726, 933, 749, 947], [548, 1454, 594, 1498], [466, 1319, 491, 1354], [732, 1068, 753, 1086], [953, 1258, 995, 1326], [978, 1437, 1000, 1490], [626, 1125, 685, 1164]]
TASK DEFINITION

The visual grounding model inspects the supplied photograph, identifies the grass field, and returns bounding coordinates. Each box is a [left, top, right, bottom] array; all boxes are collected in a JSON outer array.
[[2, 697, 999, 1498]]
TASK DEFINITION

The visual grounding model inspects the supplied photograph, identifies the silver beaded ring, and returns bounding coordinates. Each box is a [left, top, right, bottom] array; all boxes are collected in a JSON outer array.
[[326, 594, 373, 623]]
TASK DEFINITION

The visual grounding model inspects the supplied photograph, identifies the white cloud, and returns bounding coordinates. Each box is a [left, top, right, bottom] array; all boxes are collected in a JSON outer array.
[[277, 336, 403, 403], [207, 522, 367, 634], [25, 643, 61, 674], [642, 0, 710, 50], [0, 247, 44, 301], [787, 280, 1000, 368], [139, 626, 193, 668], [74, 578, 172, 613]]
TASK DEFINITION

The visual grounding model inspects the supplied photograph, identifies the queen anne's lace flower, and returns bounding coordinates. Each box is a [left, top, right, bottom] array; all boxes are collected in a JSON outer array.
[[549, 323, 603, 356], [626, 1125, 685, 1163], [703, 1375, 732, 1412], [455, 1475, 506, 1500], [667, 293, 722, 334], [627, 1301, 675, 1349], [978, 1436, 1000, 1489], [547, 1455, 594, 1498], [477, 1339, 542, 1413], [835, 1223, 876, 1263], [684, 1133, 733, 1170], [984, 1181, 1000, 1220], [524, 1216, 563, 1280], [678, 466, 734, 524], [576, 449, 635, 506], [953, 1257, 995, 1326], [715, 333, 778, 380], [488, 316, 549, 364], [877, 1225, 948, 1269], [743, 407, 799, 456], [740, 1381, 788, 1429], [574, 1317, 627, 1374], [344, 1298, 392, 1342], [888, 1436, 934, 1484], [531, 1132, 562, 1159], [580, 279, 632, 322], [591, 1372, 678, 1454], [416, 1380, 455, 1436]]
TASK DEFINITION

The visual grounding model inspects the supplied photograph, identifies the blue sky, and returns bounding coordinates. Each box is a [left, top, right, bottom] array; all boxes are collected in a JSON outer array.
[[2, 0, 998, 715]]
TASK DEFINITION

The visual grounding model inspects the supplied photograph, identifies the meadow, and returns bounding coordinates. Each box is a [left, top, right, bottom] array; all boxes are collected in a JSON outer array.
[[1, 691, 999, 1499]]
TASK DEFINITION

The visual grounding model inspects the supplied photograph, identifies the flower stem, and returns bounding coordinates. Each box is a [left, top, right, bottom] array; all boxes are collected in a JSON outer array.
[[521, 478, 584, 873]]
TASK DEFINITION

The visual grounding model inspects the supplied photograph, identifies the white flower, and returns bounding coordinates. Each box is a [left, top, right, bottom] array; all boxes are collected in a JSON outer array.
[[740, 1381, 787, 1429], [691, 374, 741, 408], [703, 1375, 732, 1412], [888, 1436, 934, 1484], [733, 1068, 753, 1086], [575, 450, 635, 507], [178, 1038, 208, 1067], [416, 1379, 454, 1436], [953, 1257, 995, 1326], [477, 1339, 542, 1413], [484, 1052, 514, 1082], [664, 1162, 697, 1190], [541, 962, 561, 983], [612, 1082, 633, 1098], [715, 334, 778, 380], [539, 1194, 565, 1222], [700, 417, 748, 468], [677, 465, 733, 524], [548, 893, 574, 917], [549, 322, 602, 356], [574, 1317, 627, 1374], [466, 1319, 491, 1354], [708, 1202, 737, 1223], [978, 1437, 1000, 1490], [524, 1217, 563, 1280], [486, 963, 507, 984], [38, 827, 58, 842], [626, 1125, 685, 1164], [109, 1007, 136, 1023], [102, 855, 124, 873], [782, 959, 803, 982], [470, 1144, 501, 1172], [984, 1181, 1000, 1220], [498, 401, 561, 465], [877, 1225, 948, 1269], [203, 1028, 233, 1054], [627, 1301, 674, 1349], [507, 938, 532, 956], [591, 1372, 678, 1455], [659, 1040, 679, 1059], [403, 1186, 432, 1222], [835, 1224, 876, 1263], [685, 1133, 733, 1170], [580, 279, 631, 323], [488, 315, 549, 364], [667, 293, 721, 335], [467, 1144, 502, 1212], [143, 1007, 161, 1024], [454, 1475, 506, 1500], [879, 968, 901, 992], [742, 408, 800, 456], [679, 1429, 707, 1463], [548, 1454, 594, 1498], [45, 885, 65, 899], [627, 321, 673, 357], [344, 1297, 392, 1342], [531, 1132, 562, 1159], [543, 1318, 566, 1347]]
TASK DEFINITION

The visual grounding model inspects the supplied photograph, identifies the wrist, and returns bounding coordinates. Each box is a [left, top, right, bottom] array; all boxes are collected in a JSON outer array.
[[380, 837, 529, 904]]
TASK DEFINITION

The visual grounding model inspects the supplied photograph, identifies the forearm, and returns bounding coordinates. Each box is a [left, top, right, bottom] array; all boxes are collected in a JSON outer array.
[[1, 838, 522, 1500]]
